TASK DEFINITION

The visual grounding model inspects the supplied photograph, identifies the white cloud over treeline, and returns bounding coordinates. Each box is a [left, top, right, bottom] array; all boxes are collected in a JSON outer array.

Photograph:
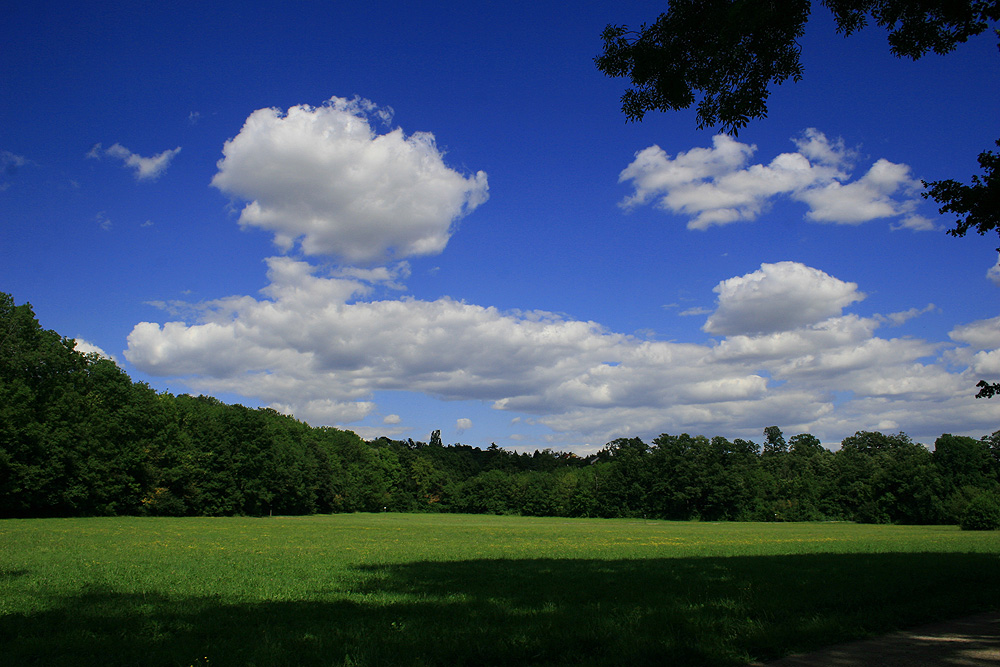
[[73, 338, 118, 363], [618, 129, 930, 231], [125, 258, 998, 446]]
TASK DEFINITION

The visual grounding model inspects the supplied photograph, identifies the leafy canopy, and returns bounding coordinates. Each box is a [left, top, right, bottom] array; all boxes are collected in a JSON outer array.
[[596, 0, 1000, 132]]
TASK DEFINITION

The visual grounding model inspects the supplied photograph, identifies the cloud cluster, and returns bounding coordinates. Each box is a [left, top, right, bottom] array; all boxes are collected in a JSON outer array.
[[89, 143, 182, 180], [210, 96, 489, 265], [125, 258, 996, 446], [619, 129, 928, 230], [118, 102, 993, 448]]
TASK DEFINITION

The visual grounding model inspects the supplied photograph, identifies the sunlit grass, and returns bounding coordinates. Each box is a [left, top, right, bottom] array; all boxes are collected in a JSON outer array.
[[2, 514, 999, 666]]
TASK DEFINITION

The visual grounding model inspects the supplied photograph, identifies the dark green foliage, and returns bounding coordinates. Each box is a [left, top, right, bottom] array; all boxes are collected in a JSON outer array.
[[923, 139, 1000, 251], [823, 0, 1000, 59], [959, 492, 1000, 530], [0, 293, 366, 518], [2, 290, 999, 525], [596, 0, 999, 131], [763, 426, 787, 454], [595, 0, 810, 131]]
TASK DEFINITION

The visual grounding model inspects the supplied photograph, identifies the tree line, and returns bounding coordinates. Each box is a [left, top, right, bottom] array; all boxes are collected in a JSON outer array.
[[1, 291, 998, 524]]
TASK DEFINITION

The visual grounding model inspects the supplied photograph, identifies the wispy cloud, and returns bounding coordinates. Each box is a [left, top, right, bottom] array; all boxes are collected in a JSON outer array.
[[89, 142, 181, 180], [1, 150, 34, 190], [880, 304, 937, 326]]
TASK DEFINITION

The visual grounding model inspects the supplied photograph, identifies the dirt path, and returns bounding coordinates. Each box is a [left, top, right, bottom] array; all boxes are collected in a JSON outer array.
[[752, 613, 1000, 666]]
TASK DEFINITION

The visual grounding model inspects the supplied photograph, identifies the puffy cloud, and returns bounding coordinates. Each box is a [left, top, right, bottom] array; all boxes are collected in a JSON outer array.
[[944, 316, 1000, 385], [456, 418, 473, 433], [210, 96, 489, 265], [988, 256, 1000, 286], [950, 316, 1000, 350], [73, 338, 119, 363], [791, 128, 854, 166], [91, 143, 182, 180], [271, 398, 375, 425], [703, 262, 864, 336], [619, 129, 929, 230], [618, 134, 754, 209], [796, 159, 922, 224], [383, 414, 402, 425], [971, 349, 1000, 375], [125, 258, 997, 446]]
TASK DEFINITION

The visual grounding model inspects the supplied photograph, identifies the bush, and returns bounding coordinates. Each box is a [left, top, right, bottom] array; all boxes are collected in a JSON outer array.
[[959, 493, 1000, 531]]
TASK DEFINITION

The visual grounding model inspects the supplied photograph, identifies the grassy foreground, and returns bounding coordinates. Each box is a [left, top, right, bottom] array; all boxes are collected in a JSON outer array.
[[1, 515, 999, 666]]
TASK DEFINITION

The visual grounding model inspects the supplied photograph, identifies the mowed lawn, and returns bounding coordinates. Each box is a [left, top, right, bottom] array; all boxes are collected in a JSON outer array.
[[2, 515, 999, 666]]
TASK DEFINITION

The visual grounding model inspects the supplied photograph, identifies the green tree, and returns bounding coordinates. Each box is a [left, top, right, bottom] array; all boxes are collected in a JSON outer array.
[[595, 437, 652, 517], [410, 455, 450, 508], [934, 433, 994, 488], [453, 469, 517, 515], [596, 0, 1000, 248], [834, 431, 944, 523], [762, 426, 788, 455], [959, 491, 1000, 530], [789, 433, 825, 455]]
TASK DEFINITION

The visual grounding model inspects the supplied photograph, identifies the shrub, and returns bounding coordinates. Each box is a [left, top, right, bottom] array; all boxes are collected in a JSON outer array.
[[959, 493, 1000, 531]]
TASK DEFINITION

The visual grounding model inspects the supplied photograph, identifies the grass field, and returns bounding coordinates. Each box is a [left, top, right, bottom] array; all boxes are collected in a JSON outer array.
[[2, 514, 999, 666]]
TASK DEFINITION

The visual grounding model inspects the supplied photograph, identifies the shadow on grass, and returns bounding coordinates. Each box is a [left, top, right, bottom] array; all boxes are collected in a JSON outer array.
[[0, 569, 29, 580], [1, 552, 998, 667]]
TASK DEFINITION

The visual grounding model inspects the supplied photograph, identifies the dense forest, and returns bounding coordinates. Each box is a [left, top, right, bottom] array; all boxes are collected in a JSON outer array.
[[2, 292, 998, 525]]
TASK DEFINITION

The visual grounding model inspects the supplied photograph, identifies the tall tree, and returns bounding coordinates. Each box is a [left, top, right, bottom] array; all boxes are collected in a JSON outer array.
[[762, 426, 788, 455]]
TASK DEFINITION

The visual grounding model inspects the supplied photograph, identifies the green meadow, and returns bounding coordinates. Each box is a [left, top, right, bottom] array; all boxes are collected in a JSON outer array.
[[2, 515, 999, 666]]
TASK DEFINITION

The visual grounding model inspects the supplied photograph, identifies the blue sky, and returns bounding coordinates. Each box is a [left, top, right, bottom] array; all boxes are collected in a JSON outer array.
[[2, 0, 998, 452]]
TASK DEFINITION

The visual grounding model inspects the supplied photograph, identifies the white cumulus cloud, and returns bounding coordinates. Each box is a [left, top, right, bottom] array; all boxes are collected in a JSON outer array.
[[619, 129, 929, 230], [950, 316, 1000, 350], [703, 261, 865, 336], [124, 257, 997, 446], [210, 96, 489, 265]]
